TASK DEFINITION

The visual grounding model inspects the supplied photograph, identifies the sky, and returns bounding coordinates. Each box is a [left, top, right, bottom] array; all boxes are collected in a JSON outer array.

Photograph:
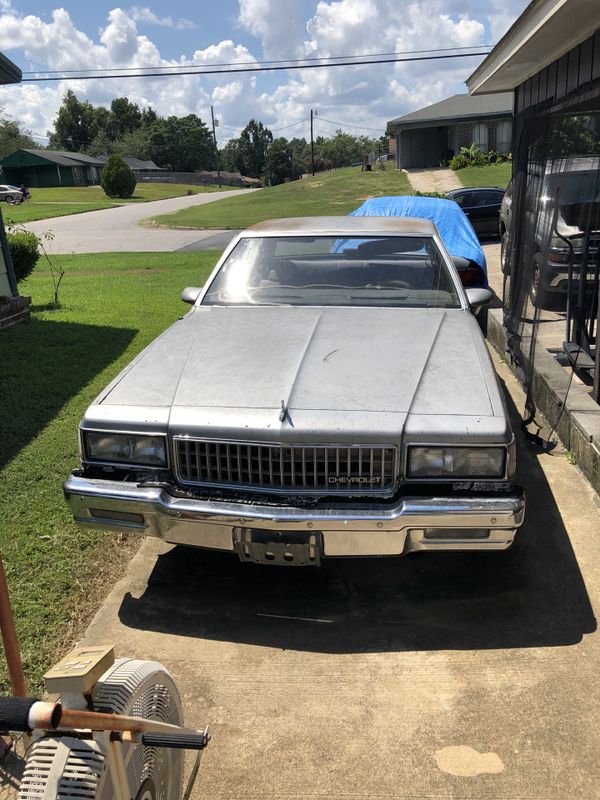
[[0, 0, 530, 147]]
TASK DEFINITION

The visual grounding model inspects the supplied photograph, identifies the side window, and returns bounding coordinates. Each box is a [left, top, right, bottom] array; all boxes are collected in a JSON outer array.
[[480, 190, 503, 206], [454, 192, 472, 208]]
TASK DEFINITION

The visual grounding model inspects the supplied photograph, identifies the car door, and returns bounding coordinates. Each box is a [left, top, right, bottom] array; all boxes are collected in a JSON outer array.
[[467, 190, 503, 236]]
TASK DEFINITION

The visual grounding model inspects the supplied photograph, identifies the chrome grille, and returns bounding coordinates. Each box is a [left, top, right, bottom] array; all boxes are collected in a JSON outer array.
[[174, 439, 397, 494]]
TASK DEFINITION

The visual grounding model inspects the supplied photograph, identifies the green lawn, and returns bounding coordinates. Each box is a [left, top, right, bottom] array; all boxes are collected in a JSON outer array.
[[0, 250, 220, 692], [3, 183, 236, 224], [149, 165, 413, 229], [456, 162, 512, 189]]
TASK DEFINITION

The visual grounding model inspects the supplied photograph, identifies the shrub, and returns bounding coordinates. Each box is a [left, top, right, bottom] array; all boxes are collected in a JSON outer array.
[[449, 146, 512, 170], [100, 155, 137, 198], [413, 190, 447, 199], [7, 230, 40, 283]]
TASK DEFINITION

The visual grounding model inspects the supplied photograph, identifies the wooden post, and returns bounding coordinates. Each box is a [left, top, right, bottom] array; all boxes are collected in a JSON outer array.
[[310, 109, 315, 176], [210, 106, 221, 189], [0, 555, 27, 696]]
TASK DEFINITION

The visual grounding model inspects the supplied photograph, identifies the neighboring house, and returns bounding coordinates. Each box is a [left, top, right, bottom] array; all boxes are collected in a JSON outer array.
[[1, 149, 105, 187], [387, 93, 514, 169], [0, 51, 30, 329], [96, 155, 165, 174]]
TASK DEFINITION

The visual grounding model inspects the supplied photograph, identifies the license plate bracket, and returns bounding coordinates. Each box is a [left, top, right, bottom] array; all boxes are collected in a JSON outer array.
[[234, 528, 322, 566]]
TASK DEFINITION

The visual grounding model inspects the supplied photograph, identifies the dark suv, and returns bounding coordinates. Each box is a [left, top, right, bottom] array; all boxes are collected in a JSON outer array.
[[499, 160, 600, 307]]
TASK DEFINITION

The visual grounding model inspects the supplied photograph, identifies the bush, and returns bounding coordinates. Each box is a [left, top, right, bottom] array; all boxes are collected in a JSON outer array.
[[413, 190, 447, 199], [7, 230, 40, 283], [100, 155, 137, 198], [450, 145, 512, 171]]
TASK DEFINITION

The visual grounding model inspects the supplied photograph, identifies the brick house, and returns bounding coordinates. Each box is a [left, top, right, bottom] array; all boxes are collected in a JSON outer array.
[[387, 93, 514, 169]]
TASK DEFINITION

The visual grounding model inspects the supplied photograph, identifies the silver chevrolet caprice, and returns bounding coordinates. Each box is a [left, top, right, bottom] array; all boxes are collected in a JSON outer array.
[[64, 216, 525, 566]]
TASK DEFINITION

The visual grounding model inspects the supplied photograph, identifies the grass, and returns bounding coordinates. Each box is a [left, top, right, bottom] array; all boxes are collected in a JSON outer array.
[[456, 162, 512, 189], [149, 165, 413, 229], [0, 250, 221, 692], [3, 183, 237, 224]]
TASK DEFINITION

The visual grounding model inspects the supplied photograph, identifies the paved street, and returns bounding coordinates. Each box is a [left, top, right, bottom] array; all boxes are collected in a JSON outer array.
[[75, 232, 599, 798], [23, 189, 255, 253]]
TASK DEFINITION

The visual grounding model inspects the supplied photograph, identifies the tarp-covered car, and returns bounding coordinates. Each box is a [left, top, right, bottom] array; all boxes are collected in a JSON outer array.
[[351, 195, 488, 288], [64, 216, 524, 566]]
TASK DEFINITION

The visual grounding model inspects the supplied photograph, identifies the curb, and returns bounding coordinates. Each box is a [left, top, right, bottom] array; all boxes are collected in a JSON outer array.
[[488, 308, 600, 493]]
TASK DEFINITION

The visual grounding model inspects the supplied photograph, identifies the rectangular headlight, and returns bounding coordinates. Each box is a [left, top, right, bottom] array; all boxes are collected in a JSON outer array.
[[84, 431, 167, 467], [408, 446, 505, 478]]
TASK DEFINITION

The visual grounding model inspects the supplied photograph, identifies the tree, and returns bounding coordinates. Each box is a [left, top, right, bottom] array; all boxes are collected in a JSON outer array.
[[315, 130, 375, 169], [101, 154, 136, 197], [0, 113, 36, 160], [146, 114, 214, 171], [288, 137, 309, 176], [48, 90, 100, 151], [112, 128, 153, 161], [87, 129, 112, 156], [237, 119, 273, 178], [220, 138, 241, 172], [109, 97, 142, 140], [265, 138, 302, 185]]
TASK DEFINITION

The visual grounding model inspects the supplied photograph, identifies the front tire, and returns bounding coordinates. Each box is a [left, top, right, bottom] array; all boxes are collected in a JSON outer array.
[[529, 254, 550, 309]]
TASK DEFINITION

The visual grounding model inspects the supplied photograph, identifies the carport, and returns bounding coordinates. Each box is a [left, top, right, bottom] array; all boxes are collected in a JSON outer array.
[[468, 0, 600, 492]]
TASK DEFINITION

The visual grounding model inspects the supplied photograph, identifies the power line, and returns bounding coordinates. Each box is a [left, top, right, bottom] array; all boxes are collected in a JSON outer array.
[[21, 44, 495, 76], [21, 50, 492, 83], [315, 116, 384, 133]]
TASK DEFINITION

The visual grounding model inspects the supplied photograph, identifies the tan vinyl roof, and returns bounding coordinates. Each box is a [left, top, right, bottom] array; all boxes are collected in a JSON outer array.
[[244, 216, 438, 236]]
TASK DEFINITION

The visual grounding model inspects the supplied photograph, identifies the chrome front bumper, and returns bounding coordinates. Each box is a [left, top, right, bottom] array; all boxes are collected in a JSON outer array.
[[64, 475, 525, 557]]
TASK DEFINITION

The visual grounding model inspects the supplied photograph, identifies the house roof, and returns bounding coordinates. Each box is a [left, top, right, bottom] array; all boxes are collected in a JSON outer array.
[[12, 149, 106, 167], [96, 155, 164, 170], [387, 93, 513, 129], [0, 52, 21, 85], [467, 0, 600, 94]]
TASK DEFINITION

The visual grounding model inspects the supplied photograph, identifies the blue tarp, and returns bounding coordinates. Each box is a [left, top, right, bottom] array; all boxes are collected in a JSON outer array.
[[349, 195, 487, 280]]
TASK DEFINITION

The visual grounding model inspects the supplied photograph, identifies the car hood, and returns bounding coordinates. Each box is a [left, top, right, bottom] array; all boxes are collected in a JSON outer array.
[[93, 306, 502, 437]]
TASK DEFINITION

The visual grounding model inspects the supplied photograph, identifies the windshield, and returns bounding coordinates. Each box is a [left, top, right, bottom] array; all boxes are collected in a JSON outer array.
[[202, 235, 461, 308]]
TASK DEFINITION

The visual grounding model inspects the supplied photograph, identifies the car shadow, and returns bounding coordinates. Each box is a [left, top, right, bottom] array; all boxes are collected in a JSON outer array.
[[118, 387, 596, 654], [0, 317, 136, 468]]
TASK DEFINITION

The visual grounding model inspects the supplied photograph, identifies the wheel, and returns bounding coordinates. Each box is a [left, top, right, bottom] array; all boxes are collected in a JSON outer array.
[[529, 254, 550, 309], [5, 195, 16, 204]]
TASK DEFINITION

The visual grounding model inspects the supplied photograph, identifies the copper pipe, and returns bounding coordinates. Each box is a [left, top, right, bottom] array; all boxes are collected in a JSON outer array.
[[0, 556, 27, 696], [59, 707, 194, 736]]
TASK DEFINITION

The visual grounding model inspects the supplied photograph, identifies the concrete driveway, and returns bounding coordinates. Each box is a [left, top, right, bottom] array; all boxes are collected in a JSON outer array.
[[23, 189, 256, 253], [77, 262, 599, 798]]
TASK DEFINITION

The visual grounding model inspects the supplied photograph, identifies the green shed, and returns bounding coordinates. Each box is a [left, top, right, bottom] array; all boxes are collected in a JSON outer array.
[[1, 149, 105, 188]]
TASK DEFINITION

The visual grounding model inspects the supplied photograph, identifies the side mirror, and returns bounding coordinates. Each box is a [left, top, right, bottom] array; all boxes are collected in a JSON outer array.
[[452, 255, 470, 270], [465, 287, 492, 312], [181, 287, 202, 305]]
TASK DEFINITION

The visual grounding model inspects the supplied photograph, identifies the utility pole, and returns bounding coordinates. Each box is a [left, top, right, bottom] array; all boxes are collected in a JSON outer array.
[[310, 109, 315, 176], [210, 105, 222, 188]]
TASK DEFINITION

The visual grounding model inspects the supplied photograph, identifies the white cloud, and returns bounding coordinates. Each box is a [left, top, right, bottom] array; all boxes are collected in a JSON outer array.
[[130, 6, 198, 31], [238, 0, 308, 59], [0, 1, 530, 145]]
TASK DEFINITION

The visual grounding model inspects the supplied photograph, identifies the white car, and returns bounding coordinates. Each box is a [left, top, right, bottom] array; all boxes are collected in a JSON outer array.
[[0, 184, 24, 204]]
